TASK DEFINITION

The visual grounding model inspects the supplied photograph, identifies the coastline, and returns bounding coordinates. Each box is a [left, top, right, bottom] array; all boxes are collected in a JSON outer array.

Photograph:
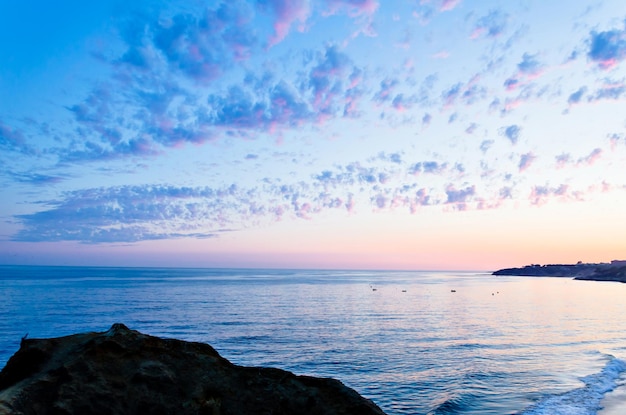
[[492, 260, 626, 283]]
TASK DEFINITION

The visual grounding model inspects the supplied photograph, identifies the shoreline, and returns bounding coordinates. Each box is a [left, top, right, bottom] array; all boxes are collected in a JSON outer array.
[[492, 260, 626, 283]]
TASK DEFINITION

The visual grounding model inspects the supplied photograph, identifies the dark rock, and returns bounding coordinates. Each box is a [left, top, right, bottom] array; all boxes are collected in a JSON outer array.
[[492, 260, 626, 283], [574, 265, 626, 283], [0, 324, 386, 415]]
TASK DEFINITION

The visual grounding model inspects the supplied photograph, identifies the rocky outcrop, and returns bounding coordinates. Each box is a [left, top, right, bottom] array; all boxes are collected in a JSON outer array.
[[493, 263, 597, 277], [574, 265, 626, 282], [0, 324, 386, 415], [493, 260, 626, 283]]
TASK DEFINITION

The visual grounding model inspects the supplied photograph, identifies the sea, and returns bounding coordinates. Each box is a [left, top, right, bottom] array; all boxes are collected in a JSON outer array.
[[1, 265, 625, 415]]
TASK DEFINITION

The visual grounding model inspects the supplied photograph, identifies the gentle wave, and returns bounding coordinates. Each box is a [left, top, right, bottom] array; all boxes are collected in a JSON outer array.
[[427, 391, 477, 414], [518, 356, 626, 415], [3, 266, 626, 414]]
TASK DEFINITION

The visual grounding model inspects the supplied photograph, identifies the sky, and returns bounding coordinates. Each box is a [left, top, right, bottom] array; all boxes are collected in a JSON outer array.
[[1, 0, 626, 271]]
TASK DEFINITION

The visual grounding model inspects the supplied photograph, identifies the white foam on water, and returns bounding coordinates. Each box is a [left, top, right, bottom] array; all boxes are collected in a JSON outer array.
[[519, 356, 626, 415]]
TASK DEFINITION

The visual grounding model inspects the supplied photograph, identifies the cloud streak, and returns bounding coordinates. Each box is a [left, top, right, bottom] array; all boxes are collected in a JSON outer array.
[[15, 145, 606, 244], [471, 10, 507, 39], [0, 122, 31, 154]]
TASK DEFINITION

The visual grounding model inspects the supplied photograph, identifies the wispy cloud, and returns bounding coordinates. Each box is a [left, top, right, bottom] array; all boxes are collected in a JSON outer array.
[[471, 10, 507, 39], [529, 184, 575, 206], [590, 78, 626, 101], [504, 53, 544, 91], [324, 0, 379, 17], [555, 148, 603, 168], [411, 0, 463, 25], [6, 172, 66, 186], [578, 148, 603, 166], [373, 77, 399, 103], [259, 0, 311, 48], [439, 0, 462, 12], [441, 77, 486, 109], [14, 185, 248, 243], [13, 140, 616, 244], [567, 86, 587, 105], [0, 121, 31, 154], [16, 151, 461, 243], [465, 123, 478, 134]]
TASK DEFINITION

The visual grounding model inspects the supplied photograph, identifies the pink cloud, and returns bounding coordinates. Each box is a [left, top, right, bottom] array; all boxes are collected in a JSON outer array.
[[409, 188, 430, 213], [264, 0, 311, 48], [529, 184, 566, 206], [345, 194, 356, 213], [502, 96, 524, 113], [439, 0, 461, 11], [577, 148, 602, 166], [324, 0, 379, 42], [528, 184, 588, 206], [324, 0, 379, 17], [343, 92, 361, 117], [608, 133, 623, 150], [555, 148, 602, 168], [473, 186, 515, 210], [597, 58, 618, 70]]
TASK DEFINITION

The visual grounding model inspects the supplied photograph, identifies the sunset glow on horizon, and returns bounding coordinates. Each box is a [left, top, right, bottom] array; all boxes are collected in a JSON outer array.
[[1, 0, 626, 270]]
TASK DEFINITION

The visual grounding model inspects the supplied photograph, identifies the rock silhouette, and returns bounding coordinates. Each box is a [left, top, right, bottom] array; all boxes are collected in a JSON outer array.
[[0, 324, 386, 415], [493, 260, 626, 283]]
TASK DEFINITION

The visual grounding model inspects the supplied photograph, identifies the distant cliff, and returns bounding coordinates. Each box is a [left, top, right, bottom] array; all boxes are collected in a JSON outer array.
[[0, 324, 386, 415], [493, 260, 626, 283]]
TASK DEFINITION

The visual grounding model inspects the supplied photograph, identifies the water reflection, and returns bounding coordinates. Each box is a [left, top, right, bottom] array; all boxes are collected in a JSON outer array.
[[1, 267, 626, 414]]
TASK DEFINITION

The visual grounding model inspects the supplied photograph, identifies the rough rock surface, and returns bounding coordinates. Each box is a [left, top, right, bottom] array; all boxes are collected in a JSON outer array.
[[0, 324, 386, 415]]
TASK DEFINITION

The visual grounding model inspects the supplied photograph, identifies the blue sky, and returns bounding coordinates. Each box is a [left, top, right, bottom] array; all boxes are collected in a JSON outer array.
[[1, 0, 626, 270]]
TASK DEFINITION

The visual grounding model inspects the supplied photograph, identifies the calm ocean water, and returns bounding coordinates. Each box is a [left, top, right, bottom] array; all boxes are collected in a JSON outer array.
[[1, 265, 625, 415]]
